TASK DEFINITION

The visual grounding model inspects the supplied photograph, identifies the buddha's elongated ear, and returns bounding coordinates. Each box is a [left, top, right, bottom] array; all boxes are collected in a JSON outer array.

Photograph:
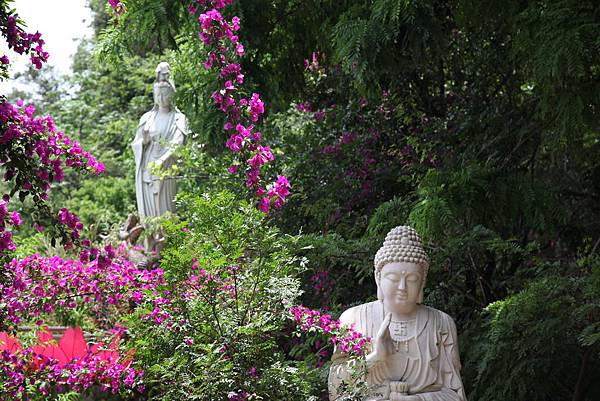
[[417, 284, 424, 304], [417, 263, 427, 304], [375, 270, 383, 301]]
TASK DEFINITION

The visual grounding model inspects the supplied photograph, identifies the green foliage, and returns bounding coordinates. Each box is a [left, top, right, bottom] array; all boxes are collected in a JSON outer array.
[[97, 0, 190, 62], [61, 176, 135, 236], [462, 255, 600, 400], [124, 191, 320, 400], [408, 165, 566, 243], [8, 0, 600, 399], [332, 0, 447, 91], [459, 0, 600, 136]]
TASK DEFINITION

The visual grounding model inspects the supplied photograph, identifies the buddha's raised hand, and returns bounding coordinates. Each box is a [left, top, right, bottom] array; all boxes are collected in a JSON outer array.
[[366, 312, 394, 366]]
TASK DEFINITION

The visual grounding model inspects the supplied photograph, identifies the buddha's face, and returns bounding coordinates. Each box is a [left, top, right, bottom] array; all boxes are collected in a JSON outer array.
[[154, 82, 174, 109], [157, 69, 170, 83], [379, 262, 422, 312]]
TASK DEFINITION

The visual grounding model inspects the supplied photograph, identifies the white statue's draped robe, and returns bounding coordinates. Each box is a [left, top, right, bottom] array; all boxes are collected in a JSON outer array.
[[132, 109, 187, 219], [329, 303, 466, 401]]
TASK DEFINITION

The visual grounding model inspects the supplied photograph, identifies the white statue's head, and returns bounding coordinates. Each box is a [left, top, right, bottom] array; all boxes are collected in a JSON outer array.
[[153, 62, 176, 110], [374, 225, 429, 305]]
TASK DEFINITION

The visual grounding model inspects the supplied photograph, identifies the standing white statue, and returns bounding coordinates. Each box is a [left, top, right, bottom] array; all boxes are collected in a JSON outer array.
[[132, 62, 187, 247], [329, 226, 466, 401]]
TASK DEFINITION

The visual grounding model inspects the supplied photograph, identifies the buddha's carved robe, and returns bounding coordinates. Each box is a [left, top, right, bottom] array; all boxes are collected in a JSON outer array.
[[329, 303, 466, 401]]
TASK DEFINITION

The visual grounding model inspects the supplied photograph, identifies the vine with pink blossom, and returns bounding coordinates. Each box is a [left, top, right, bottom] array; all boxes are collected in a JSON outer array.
[[190, 0, 290, 213], [290, 305, 370, 357], [0, 6, 105, 255], [0, 6, 49, 75]]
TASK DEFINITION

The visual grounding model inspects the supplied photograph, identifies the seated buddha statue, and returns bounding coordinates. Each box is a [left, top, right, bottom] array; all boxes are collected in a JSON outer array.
[[328, 226, 466, 401]]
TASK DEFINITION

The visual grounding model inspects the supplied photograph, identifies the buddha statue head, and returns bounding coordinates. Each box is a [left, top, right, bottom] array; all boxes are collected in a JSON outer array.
[[374, 226, 429, 307], [153, 62, 176, 110]]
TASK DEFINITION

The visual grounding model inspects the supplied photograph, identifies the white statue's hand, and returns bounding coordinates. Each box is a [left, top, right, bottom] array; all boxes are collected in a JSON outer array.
[[366, 313, 393, 365], [142, 129, 150, 145]]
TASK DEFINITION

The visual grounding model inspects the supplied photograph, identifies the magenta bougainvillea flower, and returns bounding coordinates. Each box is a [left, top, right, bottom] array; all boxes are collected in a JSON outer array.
[[0, 100, 104, 254], [290, 305, 371, 356], [0, 327, 143, 397], [188, 0, 290, 213]]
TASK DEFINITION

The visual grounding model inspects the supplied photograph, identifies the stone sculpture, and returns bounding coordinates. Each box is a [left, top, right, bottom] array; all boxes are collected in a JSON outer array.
[[118, 213, 145, 246], [329, 226, 466, 401], [132, 62, 187, 250]]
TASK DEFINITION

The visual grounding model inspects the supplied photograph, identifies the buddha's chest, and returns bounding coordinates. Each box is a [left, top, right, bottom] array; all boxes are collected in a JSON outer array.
[[386, 319, 421, 381], [385, 336, 420, 381]]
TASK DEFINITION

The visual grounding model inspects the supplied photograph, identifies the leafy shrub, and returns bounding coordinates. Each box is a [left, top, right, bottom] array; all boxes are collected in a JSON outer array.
[[123, 191, 321, 400], [462, 255, 600, 401]]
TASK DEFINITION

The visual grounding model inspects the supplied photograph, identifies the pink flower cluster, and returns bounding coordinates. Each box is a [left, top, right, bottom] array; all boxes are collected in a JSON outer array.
[[0, 327, 143, 398], [140, 296, 173, 326], [290, 305, 370, 356], [228, 390, 249, 401], [186, 259, 239, 300], [0, 101, 105, 176], [296, 101, 313, 113], [0, 100, 104, 253], [0, 11, 49, 70], [304, 51, 322, 73], [107, 0, 126, 15], [58, 207, 84, 242], [189, 0, 290, 213], [0, 200, 21, 253], [258, 175, 290, 213], [0, 251, 165, 325], [321, 131, 357, 155]]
